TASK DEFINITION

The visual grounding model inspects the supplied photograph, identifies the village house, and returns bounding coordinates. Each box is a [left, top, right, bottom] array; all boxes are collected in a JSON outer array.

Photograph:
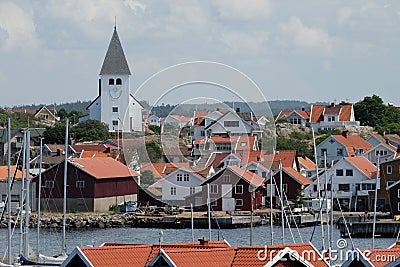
[[303, 156, 378, 211], [201, 165, 265, 212], [309, 103, 359, 132], [268, 167, 312, 206], [0, 165, 36, 213], [37, 157, 139, 212], [315, 131, 372, 166], [33, 106, 59, 125], [297, 156, 317, 178], [365, 134, 400, 165], [382, 158, 400, 215], [276, 108, 310, 126], [160, 167, 206, 207]]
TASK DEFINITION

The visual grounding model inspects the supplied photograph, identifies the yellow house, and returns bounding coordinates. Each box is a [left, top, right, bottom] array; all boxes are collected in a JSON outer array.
[[34, 106, 58, 125]]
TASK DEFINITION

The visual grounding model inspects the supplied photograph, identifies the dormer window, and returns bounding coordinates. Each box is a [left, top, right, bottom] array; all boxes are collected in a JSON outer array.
[[109, 78, 114, 85], [116, 78, 122, 85]]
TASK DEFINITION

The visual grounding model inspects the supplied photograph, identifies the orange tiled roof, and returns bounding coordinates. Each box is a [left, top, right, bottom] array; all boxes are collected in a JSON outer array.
[[45, 144, 65, 153], [333, 134, 372, 156], [297, 156, 316, 170], [71, 157, 139, 179], [0, 165, 24, 180], [283, 167, 311, 185], [80, 151, 109, 158], [262, 150, 296, 169], [228, 165, 265, 187], [169, 115, 192, 123], [338, 104, 353, 121], [311, 104, 353, 123], [75, 241, 327, 267], [71, 144, 109, 153], [345, 156, 377, 179], [141, 162, 191, 178], [310, 105, 325, 123], [194, 110, 211, 118], [276, 110, 292, 120], [11, 109, 36, 115]]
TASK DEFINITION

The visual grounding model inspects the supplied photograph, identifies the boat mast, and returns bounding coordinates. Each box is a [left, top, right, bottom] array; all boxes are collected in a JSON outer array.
[[372, 156, 380, 249], [279, 160, 284, 243], [312, 128, 325, 250], [270, 170, 273, 245], [62, 119, 69, 253], [330, 173, 334, 261], [7, 118, 12, 264], [36, 137, 43, 260], [207, 183, 211, 241], [19, 130, 26, 257], [190, 203, 194, 242], [24, 130, 30, 257], [324, 152, 330, 257]]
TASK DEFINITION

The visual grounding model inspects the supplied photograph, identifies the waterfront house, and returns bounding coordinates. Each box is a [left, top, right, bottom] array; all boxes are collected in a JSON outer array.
[[201, 165, 265, 212], [37, 157, 139, 212], [309, 103, 359, 132], [0, 165, 36, 213], [315, 131, 372, 166], [269, 167, 311, 206], [382, 158, 400, 215], [61, 239, 328, 267], [297, 156, 317, 178], [160, 167, 205, 207], [303, 156, 377, 211]]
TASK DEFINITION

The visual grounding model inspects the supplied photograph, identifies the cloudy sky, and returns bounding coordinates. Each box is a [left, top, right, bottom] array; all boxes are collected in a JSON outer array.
[[0, 0, 399, 107]]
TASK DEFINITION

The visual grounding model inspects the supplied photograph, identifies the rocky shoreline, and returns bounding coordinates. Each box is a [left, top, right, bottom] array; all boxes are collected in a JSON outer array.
[[0, 213, 169, 229]]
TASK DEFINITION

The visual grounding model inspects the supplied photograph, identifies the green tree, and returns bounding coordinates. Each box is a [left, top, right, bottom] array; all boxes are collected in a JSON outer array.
[[145, 141, 162, 163], [276, 136, 313, 159], [149, 125, 161, 134], [43, 122, 67, 144], [68, 110, 84, 125], [57, 108, 68, 120], [141, 170, 155, 187], [70, 120, 110, 142]]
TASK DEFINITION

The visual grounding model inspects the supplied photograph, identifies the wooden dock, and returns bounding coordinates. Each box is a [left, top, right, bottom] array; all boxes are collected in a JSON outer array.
[[338, 220, 400, 238]]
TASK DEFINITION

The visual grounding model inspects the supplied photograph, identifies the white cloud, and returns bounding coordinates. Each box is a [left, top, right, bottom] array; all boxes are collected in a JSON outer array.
[[0, 2, 40, 50], [281, 17, 333, 57], [338, 7, 353, 25], [220, 31, 268, 56], [214, 0, 271, 21]]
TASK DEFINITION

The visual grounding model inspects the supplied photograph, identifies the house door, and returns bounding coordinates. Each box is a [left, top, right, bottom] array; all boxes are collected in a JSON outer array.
[[221, 184, 234, 211]]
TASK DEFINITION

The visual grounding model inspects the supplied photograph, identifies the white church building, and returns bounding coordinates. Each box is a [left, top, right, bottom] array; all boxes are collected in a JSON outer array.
[[81, 26, 143, 132]]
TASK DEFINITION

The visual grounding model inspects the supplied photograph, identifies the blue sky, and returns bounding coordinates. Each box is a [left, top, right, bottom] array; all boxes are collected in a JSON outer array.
[[0, 0, 399, 107]]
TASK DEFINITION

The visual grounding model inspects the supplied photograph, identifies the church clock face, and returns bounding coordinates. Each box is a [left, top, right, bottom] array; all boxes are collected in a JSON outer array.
[[109, 87, 122, 99]]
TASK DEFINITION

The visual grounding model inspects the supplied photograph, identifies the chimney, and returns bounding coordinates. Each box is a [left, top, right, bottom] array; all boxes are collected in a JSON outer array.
[[198, 237, 209, 246], [56, 149, 61, 156], [236, 107, 240, 113], [98, 79, 101, 96], [342, 130, 349, 138], [331, 102, 335, 107], [301, 107, 305, 111]]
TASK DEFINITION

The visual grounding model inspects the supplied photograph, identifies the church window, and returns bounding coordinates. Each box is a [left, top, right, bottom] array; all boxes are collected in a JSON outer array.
[[109, 78, 114, 85], [112, 120, 118, 126], [116, 78, 122, 85], [112, 107, 118, 113]]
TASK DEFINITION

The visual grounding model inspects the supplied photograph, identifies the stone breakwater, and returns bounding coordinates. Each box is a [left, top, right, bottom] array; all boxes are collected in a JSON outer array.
[[0, 213, 169, 229]]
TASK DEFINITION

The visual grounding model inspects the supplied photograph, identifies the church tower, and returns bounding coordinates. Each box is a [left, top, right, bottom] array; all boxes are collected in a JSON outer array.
[[86, 26, 143, 132]]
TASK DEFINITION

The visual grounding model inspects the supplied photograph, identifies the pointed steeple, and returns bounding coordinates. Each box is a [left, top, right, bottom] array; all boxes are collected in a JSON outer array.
[[100, 27, 131, 75]]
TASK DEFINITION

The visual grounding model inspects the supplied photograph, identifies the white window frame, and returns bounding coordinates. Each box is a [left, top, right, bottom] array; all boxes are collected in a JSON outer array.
[[398, 202, 400, 212], [177, 173, 182, 182], [235, 184, 243, 194], [210, 184, 218, 194], [223, 175, 230, 183], [387, 165, 393, 174], [112, 106, 118, 113], [397, 189, 400, 198], [236, 199, 243, 206], [76, 180, 85, 189], [170, 187, 176, 195], [190, 187, 195, 195], [210, 198, 217, 206], [183, 173, 189, 182]]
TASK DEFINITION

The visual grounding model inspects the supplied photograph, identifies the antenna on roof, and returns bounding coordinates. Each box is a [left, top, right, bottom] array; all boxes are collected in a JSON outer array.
[[114, 16, 117, 30], [158, 230, 163, 250]]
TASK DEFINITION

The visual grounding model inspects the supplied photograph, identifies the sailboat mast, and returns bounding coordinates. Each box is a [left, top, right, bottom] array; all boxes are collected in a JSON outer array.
[[324, 152, 330, 256], [330, 173, 334, 260], [190, 203, 194, 242], [19, 130, 26, 257], [279, 160, 284, 243], [372, 156, 380, 249], [270, 170, 273, 245], [207, 183, 211, 241], [24, 130, 31, 257], [62, 119, 69, 253], [7, 118, 12, 264], [37, 137, 43, 260]]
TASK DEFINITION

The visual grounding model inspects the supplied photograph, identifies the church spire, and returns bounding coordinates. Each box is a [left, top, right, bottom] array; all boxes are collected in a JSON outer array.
[[100, 26, 131, 75]]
